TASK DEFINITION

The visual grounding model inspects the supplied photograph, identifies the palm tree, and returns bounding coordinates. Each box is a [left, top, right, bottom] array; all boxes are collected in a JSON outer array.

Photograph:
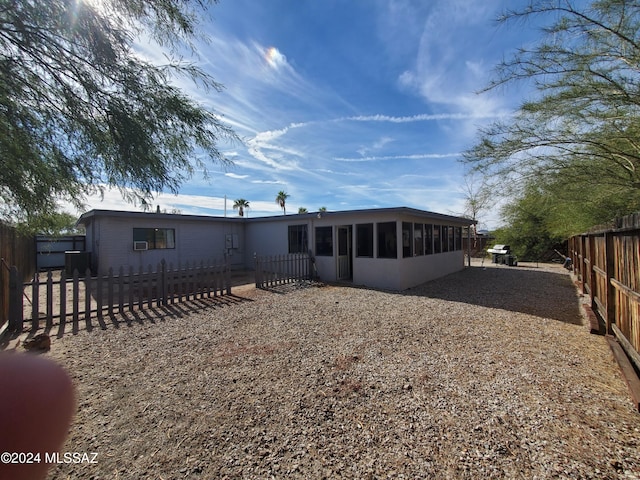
[[318, 206, 327, 212], [275, 191, 289, 215], [233, 198, 250, 217], [298, 207, 308, 214]]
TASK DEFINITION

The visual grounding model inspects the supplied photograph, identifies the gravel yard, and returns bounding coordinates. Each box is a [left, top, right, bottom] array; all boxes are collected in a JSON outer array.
[[32, 260, 640, 478]]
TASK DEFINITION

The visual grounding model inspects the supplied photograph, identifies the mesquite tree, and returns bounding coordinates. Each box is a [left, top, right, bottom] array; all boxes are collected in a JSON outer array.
[[464, 0, 640, 233], [0, 0, 237, 225]]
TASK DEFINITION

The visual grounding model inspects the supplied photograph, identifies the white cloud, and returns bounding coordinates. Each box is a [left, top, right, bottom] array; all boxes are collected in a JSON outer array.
[[334, 153, 460, 162], [264, 46, 288, 70], [389, 0, 515, 126], [312, 168, 358, 176], [60, 186, 295, 219], [250, 179, 286, 185], [373, 136, 394, 149], [344, 112, 497, 123], [357, 135, 394, 156], [204, 38, 316, 105], [244, 123, 311, 172], [252, 127, 290, 143], [59, 187, 225, 216]]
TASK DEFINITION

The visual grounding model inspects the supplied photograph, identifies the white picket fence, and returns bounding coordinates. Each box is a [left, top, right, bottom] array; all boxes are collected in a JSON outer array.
[[254, 252, 313, 288]]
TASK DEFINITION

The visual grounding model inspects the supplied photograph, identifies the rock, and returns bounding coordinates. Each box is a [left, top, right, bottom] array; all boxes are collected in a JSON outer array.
[[23, 333, 51, 351]]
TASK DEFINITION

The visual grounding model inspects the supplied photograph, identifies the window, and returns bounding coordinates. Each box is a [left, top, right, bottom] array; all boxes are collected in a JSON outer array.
[[425, 224, 433, 255], [402, 222, 413, 258], [448, 226, 455, 252], [455, 227, 462, 251], [356, 223, 373, 257], [377, 222, 397, 259], [433, 225, 441, 253], [133, 228, 175, 249], [288, 225, 308, 253], [315, 226, 333, 256], [414, 223, 424, 256]]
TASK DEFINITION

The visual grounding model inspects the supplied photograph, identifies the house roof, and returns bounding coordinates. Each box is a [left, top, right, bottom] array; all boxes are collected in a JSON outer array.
[[77, 207, 475, 226], [77, 209, 244, 225], [245, 206, 475, 225]]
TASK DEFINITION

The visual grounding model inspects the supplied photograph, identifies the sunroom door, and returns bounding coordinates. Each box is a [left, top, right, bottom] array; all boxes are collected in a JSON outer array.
[[337, 226, 352, 281]]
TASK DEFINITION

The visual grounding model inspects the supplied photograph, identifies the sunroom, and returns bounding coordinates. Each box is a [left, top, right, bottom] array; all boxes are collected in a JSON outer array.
[[245, 207, 474, 291]]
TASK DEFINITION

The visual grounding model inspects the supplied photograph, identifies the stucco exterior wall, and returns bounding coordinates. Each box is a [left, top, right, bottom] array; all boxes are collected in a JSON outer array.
[[84, 213, 245, 275], [397, 250, 464, 290], [347, 224, 465, 290], [233, 210, 469, 290], [80, 207, 473, 290], [352, 257, 402, 290], [244, 218, 312, 266]]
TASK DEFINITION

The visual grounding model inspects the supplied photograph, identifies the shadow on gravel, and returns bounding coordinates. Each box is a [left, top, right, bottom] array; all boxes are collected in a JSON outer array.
[[1, 293, 255, 349], [88, 293, 254, 331], [401, 265, 584, 325]]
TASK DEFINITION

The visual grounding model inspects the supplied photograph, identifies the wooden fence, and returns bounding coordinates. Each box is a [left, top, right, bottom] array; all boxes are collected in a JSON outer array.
[[255, 252, 313, 288], [1, 223, 36, 332], [568, 212, 640, 373], [6, 258, 231, 333]]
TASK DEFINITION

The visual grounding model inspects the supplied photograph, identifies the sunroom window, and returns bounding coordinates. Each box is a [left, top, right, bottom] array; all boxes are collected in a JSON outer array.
[[315, 226, 333, 256], [288, 225, 308, 253], [377, 222, 397, 259], [356, 223, 374, 257]]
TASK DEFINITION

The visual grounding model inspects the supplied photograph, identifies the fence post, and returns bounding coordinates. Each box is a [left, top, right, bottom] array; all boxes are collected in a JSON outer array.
[[205, 260, 212, 298], [107, 267, 114, 316], [146, 265, 153, 309], [8, 266, 23, 332], [254, 254, 260, 288], [31, 272, 40, 331], [60, 271, 67, 330], [118, 266, 125, 313], [161, 260, 167, 306], [225, 255, 232, 295], [135, 265, 142, 310], [168, 262, 175, 304], [157, 262, 164, 307], [605, 231, 616, 335], [175, 262, 182, 302], [85, 269, 92, 328], [188, 261, 195, 300], [96, 270, 103, 322], [128, 266, 134, 312], [580, 235, 587, 293], [72, 269, 80, 327], [588, 234, 597, 307]]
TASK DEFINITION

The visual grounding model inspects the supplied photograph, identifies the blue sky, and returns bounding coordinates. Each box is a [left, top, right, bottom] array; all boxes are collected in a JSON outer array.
[[76, 0, 539, 230]]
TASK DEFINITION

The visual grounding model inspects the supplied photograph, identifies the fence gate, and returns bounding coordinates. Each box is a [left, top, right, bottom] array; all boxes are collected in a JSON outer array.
[[255, 252, 313, 288], [36, 235, 86, 270], [1, 223, 36, 333]]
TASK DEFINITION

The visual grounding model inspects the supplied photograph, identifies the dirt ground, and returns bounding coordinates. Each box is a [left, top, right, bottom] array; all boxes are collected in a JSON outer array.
[[5, 261, 640, 479]]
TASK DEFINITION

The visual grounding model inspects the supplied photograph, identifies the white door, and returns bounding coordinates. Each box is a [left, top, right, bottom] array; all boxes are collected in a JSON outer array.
[[337, 226, 352, 280]]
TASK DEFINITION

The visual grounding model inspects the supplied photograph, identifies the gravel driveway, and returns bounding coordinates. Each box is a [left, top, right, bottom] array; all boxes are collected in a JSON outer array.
[[37, 260, 640, 479]]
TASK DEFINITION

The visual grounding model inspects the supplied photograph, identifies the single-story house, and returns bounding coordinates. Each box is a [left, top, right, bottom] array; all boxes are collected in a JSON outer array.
[[77, 207, 475, 291]]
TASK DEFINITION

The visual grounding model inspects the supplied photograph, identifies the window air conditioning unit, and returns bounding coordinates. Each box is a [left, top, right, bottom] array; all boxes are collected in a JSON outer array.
[[133, 241, 148, 251]]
